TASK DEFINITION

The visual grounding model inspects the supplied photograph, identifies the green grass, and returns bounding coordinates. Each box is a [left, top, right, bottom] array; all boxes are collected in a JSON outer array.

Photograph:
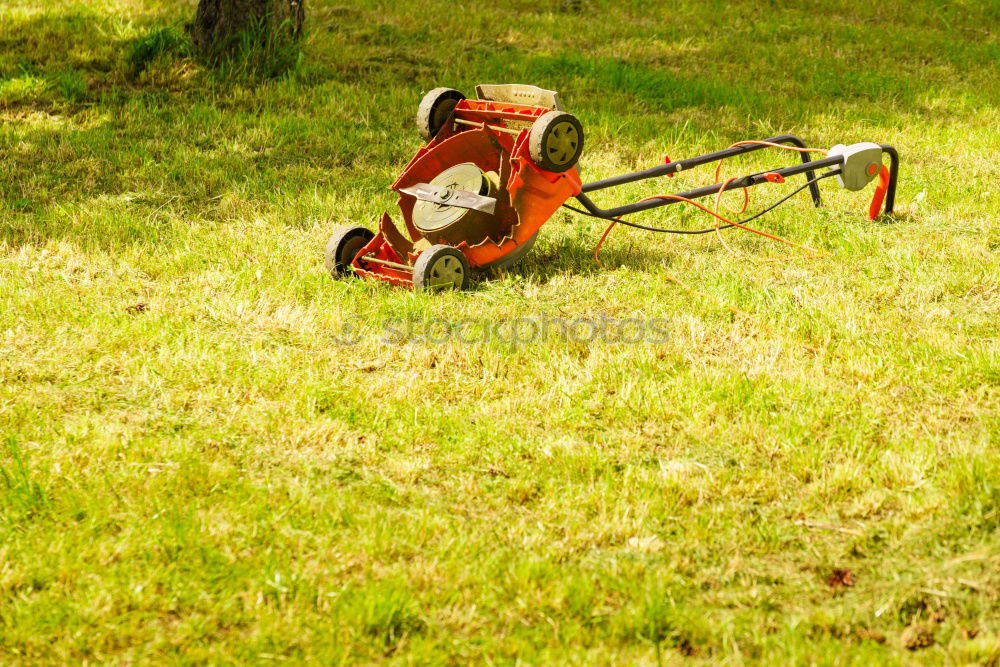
[[1, 0, 998, 662]]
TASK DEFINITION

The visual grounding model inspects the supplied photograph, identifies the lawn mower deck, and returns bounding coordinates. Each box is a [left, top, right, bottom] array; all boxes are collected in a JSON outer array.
[[325, 84, 899, 290]]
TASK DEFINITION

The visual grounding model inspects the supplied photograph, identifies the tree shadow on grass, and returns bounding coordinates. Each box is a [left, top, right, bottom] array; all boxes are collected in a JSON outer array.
[[2, 2, 994, 255], [0, 12, 119, 79], [484, 228, 669, 284]]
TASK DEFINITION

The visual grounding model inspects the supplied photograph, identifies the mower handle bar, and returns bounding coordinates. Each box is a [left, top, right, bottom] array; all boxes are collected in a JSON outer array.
[[575, 135, 898, 219]]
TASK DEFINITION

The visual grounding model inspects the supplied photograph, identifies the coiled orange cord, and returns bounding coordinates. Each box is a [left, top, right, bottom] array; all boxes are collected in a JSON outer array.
[[713, 141, 829, 215], [593, 140, 831, 265]]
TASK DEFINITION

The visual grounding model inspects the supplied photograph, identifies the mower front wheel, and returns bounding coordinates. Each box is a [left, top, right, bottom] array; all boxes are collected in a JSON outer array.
[[325, 226, 374, 277], [416, 87, 466, 142], [413, 245, 470, 292], [529, 110, 584, 173]]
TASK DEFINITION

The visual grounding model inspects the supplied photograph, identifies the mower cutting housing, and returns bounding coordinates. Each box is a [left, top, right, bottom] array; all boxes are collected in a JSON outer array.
[[326, 84, 583, 290]]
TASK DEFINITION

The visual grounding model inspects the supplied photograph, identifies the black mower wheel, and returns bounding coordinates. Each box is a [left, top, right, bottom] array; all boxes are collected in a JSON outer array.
[[416, 88, 466, 142], [325, 226, 374, 277], [412, 245, 470, 291], [529, 110, 584, 173]]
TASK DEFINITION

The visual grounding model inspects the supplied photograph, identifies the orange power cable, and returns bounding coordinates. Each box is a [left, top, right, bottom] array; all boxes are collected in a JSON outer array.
[[594, 140, 833, 264], [712, 141, 829, 213], [637, 191, 824, 255]]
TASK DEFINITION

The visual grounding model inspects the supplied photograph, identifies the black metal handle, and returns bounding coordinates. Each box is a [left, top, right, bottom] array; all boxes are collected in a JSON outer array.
[[772, 134, 823, 208], [575, 153, 842, 219], [578, 134, 827, 214], [879, 144, 899, 216]]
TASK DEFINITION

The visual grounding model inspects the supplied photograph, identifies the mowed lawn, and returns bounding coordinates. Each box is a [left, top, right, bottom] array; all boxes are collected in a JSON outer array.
[[1, 0, 998, 663]]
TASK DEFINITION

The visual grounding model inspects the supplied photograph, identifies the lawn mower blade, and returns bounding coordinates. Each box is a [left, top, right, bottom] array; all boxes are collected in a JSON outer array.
[[400, 183, 497, 214]]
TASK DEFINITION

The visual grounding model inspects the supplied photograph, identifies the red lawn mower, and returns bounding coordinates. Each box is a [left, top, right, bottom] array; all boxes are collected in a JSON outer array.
[[325, 84, 898, 290]]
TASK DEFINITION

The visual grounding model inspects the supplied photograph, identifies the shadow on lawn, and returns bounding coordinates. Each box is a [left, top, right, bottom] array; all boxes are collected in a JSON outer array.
[[1, 2, 994, 255], [0, 11, 121, 78], [502, 231, 668, 282]]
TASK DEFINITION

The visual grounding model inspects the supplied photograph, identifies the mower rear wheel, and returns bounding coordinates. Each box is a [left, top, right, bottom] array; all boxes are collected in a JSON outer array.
[[325, 226, 374, 277], [529, 110, 584, 173], [416, 88, 466, 142], [412, 245, 470, 291]]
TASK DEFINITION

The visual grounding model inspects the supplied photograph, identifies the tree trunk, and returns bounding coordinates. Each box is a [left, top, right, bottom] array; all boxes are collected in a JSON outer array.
[[192, 0, 304, 57]]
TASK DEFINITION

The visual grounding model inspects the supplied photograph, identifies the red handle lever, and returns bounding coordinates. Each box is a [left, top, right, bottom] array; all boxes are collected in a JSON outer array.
[[663, 155, 675, 177], [868, 165, 890, 220]]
